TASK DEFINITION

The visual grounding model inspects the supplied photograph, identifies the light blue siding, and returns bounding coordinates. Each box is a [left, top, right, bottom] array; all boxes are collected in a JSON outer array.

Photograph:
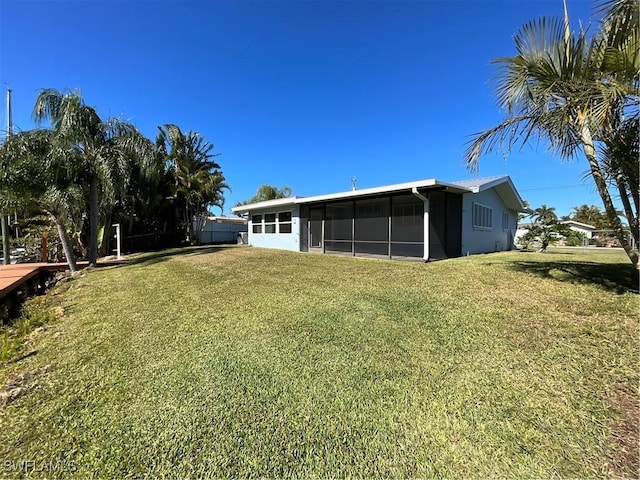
[[461, 189, 518, 255], [248, 206, 301, 252]]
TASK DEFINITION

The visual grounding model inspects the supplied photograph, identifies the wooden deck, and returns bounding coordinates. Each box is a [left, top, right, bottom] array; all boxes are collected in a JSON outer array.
[[0, 261, 125, 299]]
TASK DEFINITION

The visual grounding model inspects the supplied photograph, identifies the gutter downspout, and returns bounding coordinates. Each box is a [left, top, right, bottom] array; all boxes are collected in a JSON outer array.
[[412, 187, 429, 262]]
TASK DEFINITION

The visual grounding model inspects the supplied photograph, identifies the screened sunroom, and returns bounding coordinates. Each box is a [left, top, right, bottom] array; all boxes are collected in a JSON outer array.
[[298, 190, 462, 261], [231, 175, 525, 261]]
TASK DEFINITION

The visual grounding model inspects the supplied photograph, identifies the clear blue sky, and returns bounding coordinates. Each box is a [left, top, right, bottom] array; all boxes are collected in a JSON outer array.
[[1, 0, 607, 216]]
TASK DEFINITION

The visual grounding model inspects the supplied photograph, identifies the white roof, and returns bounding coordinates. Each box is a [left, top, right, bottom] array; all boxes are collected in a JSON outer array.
[[231, 196, 303, 213], [296, 178, 470, 204], [561, 220, 596, 230]]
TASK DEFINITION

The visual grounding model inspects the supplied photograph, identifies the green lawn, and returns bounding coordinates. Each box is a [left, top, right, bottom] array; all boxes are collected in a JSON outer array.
[[0, 247, 637, 478]]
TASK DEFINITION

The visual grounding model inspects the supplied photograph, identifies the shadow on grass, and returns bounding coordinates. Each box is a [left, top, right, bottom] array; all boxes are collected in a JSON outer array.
[[125, 245, 239, 268], [509, 258, 638, 294]]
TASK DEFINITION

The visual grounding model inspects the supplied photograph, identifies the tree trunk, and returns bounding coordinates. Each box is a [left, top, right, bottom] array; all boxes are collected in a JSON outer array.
[[1, 212, 10, 265], [615, 172, 639, 249], [89, 175, 99, 266], [580, 123, 638, 268], [50, 212, 77, 273], [101, 211, 112, 257]]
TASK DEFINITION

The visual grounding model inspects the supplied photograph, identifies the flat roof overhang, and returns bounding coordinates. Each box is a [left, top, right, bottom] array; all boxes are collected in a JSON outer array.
[[231, 175, 527, 213], [295, 179, 471, 205], [231, 180, 471, 214]]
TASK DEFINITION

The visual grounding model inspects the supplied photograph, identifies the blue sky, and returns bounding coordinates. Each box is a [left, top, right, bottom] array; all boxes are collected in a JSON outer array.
[[1, 0, 607, 216]]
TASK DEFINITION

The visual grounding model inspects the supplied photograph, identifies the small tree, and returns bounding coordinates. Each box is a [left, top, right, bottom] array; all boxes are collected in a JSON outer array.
[[235, 185, 292, 207], [0, 130, 82, 271]]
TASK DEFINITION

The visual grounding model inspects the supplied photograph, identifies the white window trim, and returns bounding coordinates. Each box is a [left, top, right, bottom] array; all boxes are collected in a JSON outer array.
[[472, 202, 493, 230], [502, 211, 510, 231], [251, 211, 293, 234], [251, 214, 263, 234], [278, 211, 293, 234], [264, 213, 277, 234]]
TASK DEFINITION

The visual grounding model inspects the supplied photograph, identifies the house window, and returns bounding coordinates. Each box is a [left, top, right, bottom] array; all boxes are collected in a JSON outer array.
[[393, 204, 423, 227], [252, 214, 262, 234], [473, 203, 493, 230], [264, 213, 276, 234], [278, 211, 292, 234], [502, 211, 510, 231], [251, 211, 292, 234], [358, 203, 382, 217]]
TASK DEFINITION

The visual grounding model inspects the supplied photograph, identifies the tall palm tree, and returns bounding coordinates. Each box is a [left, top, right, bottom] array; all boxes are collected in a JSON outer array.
[[33, 89, 151, 266], [463, 0, 639, 267], [600, 116, 639, 244], [157, 124, 228, 243]]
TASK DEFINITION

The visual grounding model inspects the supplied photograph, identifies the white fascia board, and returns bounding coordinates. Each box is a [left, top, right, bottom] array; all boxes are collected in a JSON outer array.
[[472, 176, 527, 212], [561, 220, 596, 230], [231, 197, 301, 214], [294, 179, 471, 204]]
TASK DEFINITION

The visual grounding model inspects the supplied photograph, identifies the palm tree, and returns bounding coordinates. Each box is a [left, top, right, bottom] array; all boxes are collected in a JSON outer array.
[[600, 116, 639, 243], [463, 0, 639, 268], [532, 204, 558, 224], [0, 129, 82, 271], [157, 124, 229, 243], [235, 185, 293, 207], [571, 204, 604, 226], [33, 89, 151, 266]]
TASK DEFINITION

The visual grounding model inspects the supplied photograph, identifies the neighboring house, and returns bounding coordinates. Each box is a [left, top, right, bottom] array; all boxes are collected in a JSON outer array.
[[194, 216, 248, 244], [560, 220, 596, 239], [514, 222, 533, 246], [231, 175, 526, 261]]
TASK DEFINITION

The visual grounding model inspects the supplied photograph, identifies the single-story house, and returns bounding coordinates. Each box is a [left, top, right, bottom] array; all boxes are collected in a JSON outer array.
[[231, 175, 527, 261], [560, 220, 596, 239], [194, 216, 248, 244]]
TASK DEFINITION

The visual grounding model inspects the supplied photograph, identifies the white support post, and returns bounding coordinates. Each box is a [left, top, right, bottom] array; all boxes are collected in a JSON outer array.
[[412, 188, 430, 262], [112, 223, 121, 260]]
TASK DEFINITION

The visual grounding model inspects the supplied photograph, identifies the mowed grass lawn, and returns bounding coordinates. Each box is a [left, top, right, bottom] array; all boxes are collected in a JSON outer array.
[[0, 246, 637, 478]]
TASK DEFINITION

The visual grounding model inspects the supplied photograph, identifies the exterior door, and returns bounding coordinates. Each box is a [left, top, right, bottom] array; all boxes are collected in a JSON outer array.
[[309, 208, 323, 250]]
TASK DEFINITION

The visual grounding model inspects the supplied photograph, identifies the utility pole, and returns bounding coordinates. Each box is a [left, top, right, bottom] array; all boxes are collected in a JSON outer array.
[[2, 88, 12, 265]]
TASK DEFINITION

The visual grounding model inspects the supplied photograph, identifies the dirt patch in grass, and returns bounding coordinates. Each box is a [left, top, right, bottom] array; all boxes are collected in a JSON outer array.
[[0, 364, 53, 407], [606, 384, 640, 479]]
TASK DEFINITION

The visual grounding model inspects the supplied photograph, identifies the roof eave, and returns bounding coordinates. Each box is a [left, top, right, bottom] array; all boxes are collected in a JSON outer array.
[[231, 197, 300, 214]]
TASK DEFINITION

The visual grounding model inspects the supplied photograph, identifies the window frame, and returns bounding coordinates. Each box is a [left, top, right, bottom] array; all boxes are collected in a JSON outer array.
[[264, 213, 277, 234], [250, 211, 293, 235], [502, 211, 510, 231], [278, 211, 293, 234], [472, 202, 493, 230], [251, 214, 263, 234]]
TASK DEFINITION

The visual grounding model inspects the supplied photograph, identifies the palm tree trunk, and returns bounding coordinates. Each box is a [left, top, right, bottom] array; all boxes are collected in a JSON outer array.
[[89, 175, 98, 266], [580, 124, 638, 269], [615, 173, 639, 249], [50, 212, 77, 273], [101, 212, 112, 257]]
